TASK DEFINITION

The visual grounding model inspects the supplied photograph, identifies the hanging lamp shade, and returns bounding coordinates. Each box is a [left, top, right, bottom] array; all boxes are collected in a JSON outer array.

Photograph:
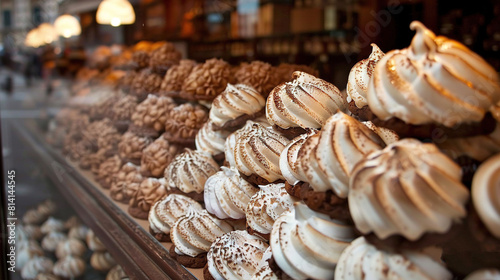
[[96, 0, 136, 27], [38, 23, 59, 44], [25, 28, 44, 48], [54, 14, 81, 38]]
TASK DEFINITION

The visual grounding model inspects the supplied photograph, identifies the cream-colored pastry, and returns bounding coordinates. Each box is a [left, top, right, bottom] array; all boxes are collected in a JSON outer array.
[[53, 256, 86, 278], [55, 238, 87, 259], [68, 225, 89, 241], [245, 183, 297, 236], [20, 224, 43, 241], [472, 153, 500, 239], [63, 216, 80, 230], [37, 200, 57, 218], [195, 121, 230, 157], [270, 203, 356, 280], [209, 83, 266, 128], [41, 217, 65, 234], [349, 139, 469, 240], [465, 269, 500, 280], [41, 231, 67, 252], [224, 130, 238, 167], [21, 257, 53, 280], [367, 21, 500, 127], [207, 230, 269, 280], [164, 149, 219, 195], [279, 129, 319, 186], [22, 209, 47, 225], [86, 229, 107, 251], [266, 71, 346, 129], [335, 237, 452, 280], [90, 251, 116, 272], [17, 240, 44, 270], [106, 265, 129, 280], [148, 194, 203, 237], [204, 166, 259, 220], [251, 246, 278, 280], [347, 43, 385, 108], [230, 121, 290, 183], [34, 273, 61, 280], [170, 209, 233, 257]]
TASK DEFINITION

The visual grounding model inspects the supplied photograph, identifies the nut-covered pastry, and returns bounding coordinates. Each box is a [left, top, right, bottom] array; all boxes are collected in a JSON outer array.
[[140, 137, 181, 178], [41, 231, 68, 252], [110, 95, 138, 131], [235, 61, 280, 97], [131, 50, 150, 70], [204, 166, 259, 220], [164, 103, 209, 145], [270, 203, 357, 280], [118, 131, 153, 165], [195, 121, 230, 161], [131, 68, 163, 101], [465, 269, 500, 280], [245, 183, 297, 238], [96, 155, 123, 189], [41, 217, 65, 234], [181, 58, 233, 101], [164, 149, 219, 202], [266, 71, 347, 133], [160, 59, 197, 96], [148, 194, 203, 242], [53, 256, 86, 278], [88, 148, 111, 176], [106, 265, 129, 280], [209, 84, 266, 131], [55, 239, 87, 259], [349, 139, 469, 241], [90, 251, 116, 272], [206, 230, 269, 280], [170, 209, 233, 268], [89, 93, 119, 121], [86, 229, 107, 252], [21, 257, 54, 280], [149, 41, 182, 74], [130, 94, 176, 137], [120, 71, 137, 93], [128, 177, 170, 220], [110, 162, 143, 203], [335, 237, 452, 280]]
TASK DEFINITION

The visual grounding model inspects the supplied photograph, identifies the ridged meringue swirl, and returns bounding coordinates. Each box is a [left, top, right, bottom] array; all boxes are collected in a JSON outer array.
[[335, 237, 452, 280], [266, 71, 347, 129], [245, 183, 297, 235], [170, 209, 233, 257], [465, 269, 500, 280], [55, 238, 87, 259], [304, 112, 391, 198], [347, 43, 384, 108], [231, 121, 290, 182], [149, 194, 203, 236], [21, 257, 53, 279], [207, 230, 269, 280], [472, 153, 500, 239], [165, 149, 219, 194], [195, 121, 230, 156], [270, 203, 357, 280], [90, 251, 116, 272], [210, 83, 266, 127], [251, 246, 278, 280], [204, 166, 259, 220], [53, 256, 86, 278], [349, 138, 469, 240], [367, 21, 500, 127], [279, 129, 319, 185]]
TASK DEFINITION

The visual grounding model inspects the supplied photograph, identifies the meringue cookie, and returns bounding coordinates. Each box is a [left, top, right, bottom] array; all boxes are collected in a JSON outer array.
[[90, 251, 116, 272], [207, 230, 269, 280], [349, 139, 469, 240], [68, 224, 89, 241], [204, 166, 259, 219], [472, 153, 500, 239], [465, 269, 500, 280], [279, 129, 319, 186], [41, 231, 67, 252], [195, 121, 230, 157], [251, 246, 278, 280], [106, 265, 129, 280], [335, 237, 452, 280], [22, 209, 47, 225], [210, 83, 266, 127], [21, 257, 54, 279], [245, 183, 297, 236], [270, 203, 356, 280], [55, 238, 87, 259], [367, 21, 500, 127], [266, 71, 347, 129], [40, 217, 65, 234], [53, 256, 86, 278], [17, 240, 44, 269], [170, 209, 233, 257], [347, 43, 384, 108], [86, 229, 107, 251], [19, 224, 43, 241]]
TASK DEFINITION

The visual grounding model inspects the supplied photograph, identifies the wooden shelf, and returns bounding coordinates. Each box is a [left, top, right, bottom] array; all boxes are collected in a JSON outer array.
[[13, 120, 201, 280]]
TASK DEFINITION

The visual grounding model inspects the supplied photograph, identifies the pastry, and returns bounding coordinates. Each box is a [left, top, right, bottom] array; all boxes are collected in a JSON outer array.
[[117, 131, 153, 165], [55, 239, 87, 259], [128, 177, 170, 220], [21, 257, 54, 280], [96, 155, 123, 189], [250, 247, 278, 280], [17, 240, 44, 270], [110, 95, 138, 132], [86, 229, 107, 252], [204, 166, 259, 220], [23, 209, 47, 225], [41, 232, 67, 252], [465, 269, 500, 280], [119, 70, 136, 93], [140, 136, 181, 178], [110, 163, 143, 204], [63, 216, 81, 230], [164, 148, 219, 202], [90, 251, 116, 272], [245, 183, 296, 239], [195, 120, 230, 163], [209, 83, 266, 131], [170, 209, 233, 268], [34, 273, 62, 280], [106, 265, 129, 280], [163, 103, 209, 146], [234, 61, 280, 97], [148, 194, 203, 242], [266, 71, 347, 138], [160, 59, 197, 98], [205, 230, 269, 280], [68, 225, 89, 241], [130, 68, 163, 101], [130, 94, 176, 138], [180, 58, 233, 101], [20, 224, 43, 241], [53, 256, 86, 279], [148, 41, 182, 74]]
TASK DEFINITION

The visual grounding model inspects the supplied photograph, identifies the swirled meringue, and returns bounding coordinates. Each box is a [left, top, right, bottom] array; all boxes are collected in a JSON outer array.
[[251, 247, 278, 280], [55, 238, 87, 258], [367, 21, 500, 127], [207, 230, 269, 280], [195, 121, 230, 157], [204, 166, 259, 219], [347, 43, 384, 108], [270, 203, 357, 280], [465, 269, 500, 280], [90, 251, 116, 272], [53, 256, 86, 278], [349, 139, 469, 240], [266, 71, 346, 129], [21, 257, 53, 279], [472, 153, 500, 239], [335, 237, 452, 280], [279, 129, 319, 186]]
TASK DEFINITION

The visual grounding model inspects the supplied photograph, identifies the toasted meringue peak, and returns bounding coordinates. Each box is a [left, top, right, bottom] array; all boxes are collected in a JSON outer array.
[[367, 21, 500, 127], [270, 203, 357, 280], [349, 138, 469, 240], [251, 246, 278, 280], [245, 183, 297, 235], [472, 153, 500, 239], [266, 71, 347, 129], [207, 230, 269, 280], [347, 43, 384, 108], [204, 166, 259, 220], [335, 237, 452, 280], [21, 257, 54, 279], [55, 238, 87, 259], [170, 209, 233, 257], [53, 256, 86, 278], [465, 269, 500, 280], [195, 121, 230, 157], [149, 194, 203, 236], [41, 217, 65, 234]]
